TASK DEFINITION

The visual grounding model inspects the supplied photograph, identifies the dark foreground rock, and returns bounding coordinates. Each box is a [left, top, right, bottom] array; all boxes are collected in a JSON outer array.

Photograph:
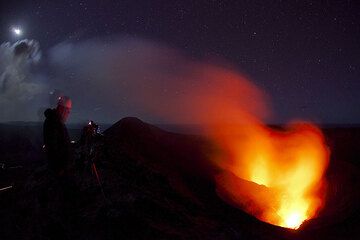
[[1, 118, 360, 239]]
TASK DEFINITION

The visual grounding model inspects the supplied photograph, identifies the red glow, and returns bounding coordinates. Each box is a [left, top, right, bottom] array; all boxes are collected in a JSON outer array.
[[127, 58, 330, 229]]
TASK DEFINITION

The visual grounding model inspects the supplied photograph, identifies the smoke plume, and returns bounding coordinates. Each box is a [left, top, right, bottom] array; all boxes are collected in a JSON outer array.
[[0, 36, 269, 124], [0, 37, 330, 228], [47, 37, 270, 124]]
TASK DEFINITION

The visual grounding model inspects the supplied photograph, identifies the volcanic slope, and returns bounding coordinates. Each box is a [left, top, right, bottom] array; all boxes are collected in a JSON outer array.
[[1, 117, 360, 240]]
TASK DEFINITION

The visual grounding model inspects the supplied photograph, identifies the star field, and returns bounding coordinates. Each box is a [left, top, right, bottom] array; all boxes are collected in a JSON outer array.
[[1, 0, 359, 124]]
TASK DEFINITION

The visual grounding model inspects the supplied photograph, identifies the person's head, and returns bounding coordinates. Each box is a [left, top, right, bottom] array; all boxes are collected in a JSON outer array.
[[56, 96, 72, 123]]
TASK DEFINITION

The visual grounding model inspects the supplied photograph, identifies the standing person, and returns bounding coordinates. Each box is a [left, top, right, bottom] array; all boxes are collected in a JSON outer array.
[[42, 96, 78, 238], [43, 96, 72, 176]]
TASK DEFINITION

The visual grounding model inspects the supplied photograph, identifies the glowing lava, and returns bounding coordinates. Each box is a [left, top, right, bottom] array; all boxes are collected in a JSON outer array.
[[213, 122, 330, 230]]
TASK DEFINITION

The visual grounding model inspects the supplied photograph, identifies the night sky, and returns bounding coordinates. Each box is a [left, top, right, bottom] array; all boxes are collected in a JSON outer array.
[[1, 0, 359, 124]]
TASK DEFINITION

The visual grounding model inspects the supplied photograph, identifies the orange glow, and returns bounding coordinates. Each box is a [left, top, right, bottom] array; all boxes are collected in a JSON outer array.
[[212, 122, 329, 229], [132, 55, 330, 229]]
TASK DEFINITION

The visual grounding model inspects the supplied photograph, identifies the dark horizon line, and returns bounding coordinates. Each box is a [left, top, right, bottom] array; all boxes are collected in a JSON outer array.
[[1, 120, 360, 128]]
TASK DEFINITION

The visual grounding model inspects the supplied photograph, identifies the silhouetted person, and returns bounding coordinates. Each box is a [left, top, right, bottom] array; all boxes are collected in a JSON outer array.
[[43, 96, 72, 176], [42, 96, 81, 237]]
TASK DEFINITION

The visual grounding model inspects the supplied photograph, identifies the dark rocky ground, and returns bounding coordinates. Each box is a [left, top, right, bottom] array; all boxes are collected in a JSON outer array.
[[0, 118, 360, 240]]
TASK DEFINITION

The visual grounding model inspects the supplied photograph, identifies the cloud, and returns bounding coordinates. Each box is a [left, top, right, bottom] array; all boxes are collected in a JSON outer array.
[[0, 39, 46, 122], [0, 37, 270, 124], [48, 37, 270, 124]]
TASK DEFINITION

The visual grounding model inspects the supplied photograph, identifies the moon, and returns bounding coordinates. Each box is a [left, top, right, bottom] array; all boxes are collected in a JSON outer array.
[[12, 27, 22, 36]]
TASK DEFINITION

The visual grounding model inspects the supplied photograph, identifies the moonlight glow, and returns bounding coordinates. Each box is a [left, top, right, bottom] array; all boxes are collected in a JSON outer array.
[[12, 27, 22, 36]]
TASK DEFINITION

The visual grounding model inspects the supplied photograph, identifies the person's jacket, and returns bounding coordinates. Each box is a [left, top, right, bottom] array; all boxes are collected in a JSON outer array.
[[43, 108, 71, 174]]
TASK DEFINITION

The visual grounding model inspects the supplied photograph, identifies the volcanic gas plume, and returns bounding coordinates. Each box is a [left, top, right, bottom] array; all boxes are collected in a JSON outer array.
[[137, 60, 330, 229], [49, 38, 330, 229], [191, 70, 330, 229]]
